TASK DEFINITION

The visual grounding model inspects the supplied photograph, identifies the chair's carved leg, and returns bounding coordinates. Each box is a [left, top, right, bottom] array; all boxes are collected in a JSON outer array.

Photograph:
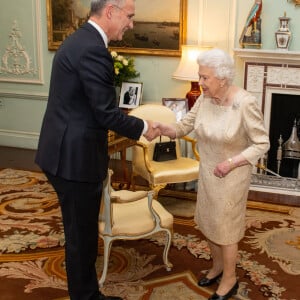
[[151, 184, 167, 198], [162, 229, 173, 271], [98, 237, 113, 287]]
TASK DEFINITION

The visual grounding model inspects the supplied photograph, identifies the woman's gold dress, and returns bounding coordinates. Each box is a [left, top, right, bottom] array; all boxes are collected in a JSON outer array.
[[175, 89, 270, 245]]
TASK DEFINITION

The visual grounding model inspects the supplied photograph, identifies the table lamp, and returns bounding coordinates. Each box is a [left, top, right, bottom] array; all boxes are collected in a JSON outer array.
[[173, 45, 211, 110]]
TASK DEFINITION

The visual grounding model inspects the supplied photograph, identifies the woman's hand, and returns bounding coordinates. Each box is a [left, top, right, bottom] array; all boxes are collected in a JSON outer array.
[[152, 122, 176, 139], [214, 159, 233, 178], [213, 155, 249, 178]]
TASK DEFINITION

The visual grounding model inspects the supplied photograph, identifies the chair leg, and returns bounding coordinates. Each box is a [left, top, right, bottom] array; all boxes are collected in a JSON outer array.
[[162, 229, 173, 271], [151, 184, 167, 198], [98, 237, 113, 287]]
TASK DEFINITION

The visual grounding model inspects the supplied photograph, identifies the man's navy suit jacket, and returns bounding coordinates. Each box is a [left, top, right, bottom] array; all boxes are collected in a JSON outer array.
[[35, 23, 144, 182]]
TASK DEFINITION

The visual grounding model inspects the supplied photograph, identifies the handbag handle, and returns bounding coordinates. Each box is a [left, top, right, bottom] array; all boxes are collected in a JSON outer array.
[[159, 135, 173, 142]]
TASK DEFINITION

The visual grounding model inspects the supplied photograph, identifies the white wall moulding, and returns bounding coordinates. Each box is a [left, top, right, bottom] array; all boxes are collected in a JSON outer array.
[[0, 91, 48, 102], [0, 0, 43, 84], [0, 129, 39, 150], [0, 91, 47, 149], [233, 48, 300, 64]]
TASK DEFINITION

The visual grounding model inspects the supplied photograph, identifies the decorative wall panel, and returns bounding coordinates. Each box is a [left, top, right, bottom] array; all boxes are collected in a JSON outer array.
[[0, 0, 43, 84]]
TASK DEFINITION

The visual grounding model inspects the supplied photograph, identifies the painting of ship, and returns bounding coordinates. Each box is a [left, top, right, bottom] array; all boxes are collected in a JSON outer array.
[[109, 21, 180, 50]]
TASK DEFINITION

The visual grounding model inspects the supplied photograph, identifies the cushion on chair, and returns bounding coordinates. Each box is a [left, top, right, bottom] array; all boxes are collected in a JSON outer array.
[[134, 157, 199, 185], [99, 198, 173, 236]]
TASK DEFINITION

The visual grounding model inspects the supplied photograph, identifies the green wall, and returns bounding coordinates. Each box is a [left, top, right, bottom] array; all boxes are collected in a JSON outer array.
[[0, 0, 299, 149]]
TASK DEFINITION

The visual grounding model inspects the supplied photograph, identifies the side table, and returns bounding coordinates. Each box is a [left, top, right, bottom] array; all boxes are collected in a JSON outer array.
[[108, 132, 136, 188]]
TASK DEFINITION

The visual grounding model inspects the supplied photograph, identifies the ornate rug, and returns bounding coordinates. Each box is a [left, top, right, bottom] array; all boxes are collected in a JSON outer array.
[[0, 168, 299, 300]]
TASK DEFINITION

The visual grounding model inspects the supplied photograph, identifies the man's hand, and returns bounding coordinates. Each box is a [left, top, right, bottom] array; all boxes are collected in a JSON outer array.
[[152, 122, 176, 139], [143, 120, 161, 141]]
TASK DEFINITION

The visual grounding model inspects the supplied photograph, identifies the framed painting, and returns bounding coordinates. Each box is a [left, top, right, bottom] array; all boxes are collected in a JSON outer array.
[[162, 98, 188, 121], [119, 82, 143, 109], [109, 0, 187, 56], [46, 0, 90, 50], [46, 0, 187, 56]]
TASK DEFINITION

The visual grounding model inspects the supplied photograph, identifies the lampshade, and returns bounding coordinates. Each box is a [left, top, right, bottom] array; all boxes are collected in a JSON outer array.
[[173, 45, 212, 109], [172, 45, 212, 81]]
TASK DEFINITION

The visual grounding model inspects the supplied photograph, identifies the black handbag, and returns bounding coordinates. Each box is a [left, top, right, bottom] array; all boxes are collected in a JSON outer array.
[[153, 136, 177, 162]]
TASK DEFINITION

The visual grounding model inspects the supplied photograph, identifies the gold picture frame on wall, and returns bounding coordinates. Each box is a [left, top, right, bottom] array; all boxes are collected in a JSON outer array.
[[46, 0, 89, 51], [109, 0, 187, 57], [46, 0, 187, 56]]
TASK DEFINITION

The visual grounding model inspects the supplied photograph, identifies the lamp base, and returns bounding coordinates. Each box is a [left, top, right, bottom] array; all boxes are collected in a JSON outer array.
[[186, 81, 201, 110]]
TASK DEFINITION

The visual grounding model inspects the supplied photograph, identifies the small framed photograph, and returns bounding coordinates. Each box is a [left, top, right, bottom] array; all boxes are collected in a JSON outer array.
[[162, 98, 188, 121], [119, 82, 143, 109]]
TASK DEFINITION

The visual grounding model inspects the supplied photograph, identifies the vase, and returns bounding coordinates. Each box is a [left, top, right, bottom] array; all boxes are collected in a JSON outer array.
[[275, 13, 292, 50]]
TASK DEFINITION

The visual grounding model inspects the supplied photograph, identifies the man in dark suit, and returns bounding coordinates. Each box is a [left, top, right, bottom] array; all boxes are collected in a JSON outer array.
[[35, 1, 159, 299]]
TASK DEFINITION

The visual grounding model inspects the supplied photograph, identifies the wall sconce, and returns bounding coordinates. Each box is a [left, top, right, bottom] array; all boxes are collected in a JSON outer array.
[[172, 45, 212, 110]]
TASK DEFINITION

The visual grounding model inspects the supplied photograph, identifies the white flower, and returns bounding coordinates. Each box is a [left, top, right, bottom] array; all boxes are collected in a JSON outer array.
[[111, 51, 117, 58], [110, 50, 139, 86]]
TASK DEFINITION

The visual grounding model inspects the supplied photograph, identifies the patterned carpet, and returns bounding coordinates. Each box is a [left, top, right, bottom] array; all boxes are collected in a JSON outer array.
[[0, 168, 299, 300]]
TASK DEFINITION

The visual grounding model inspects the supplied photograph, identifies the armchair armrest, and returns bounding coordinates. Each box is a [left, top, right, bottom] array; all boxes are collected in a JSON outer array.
[[180, 135, 200, 161], [134, 141, 154, 173]]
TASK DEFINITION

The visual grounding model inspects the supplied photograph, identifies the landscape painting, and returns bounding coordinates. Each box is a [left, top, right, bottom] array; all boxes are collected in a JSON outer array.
[[46, 0, 90, 50], [109, 0, 187, 56], [47, 0, 187, 56]]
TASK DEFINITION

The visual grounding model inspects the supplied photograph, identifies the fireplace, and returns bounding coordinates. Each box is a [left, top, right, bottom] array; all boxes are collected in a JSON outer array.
[[234, 49, 300, 200], [267, 92, 300, 178]]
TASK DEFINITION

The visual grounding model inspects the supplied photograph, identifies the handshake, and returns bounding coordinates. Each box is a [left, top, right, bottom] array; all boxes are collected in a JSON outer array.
[[143, 120, 176, 141]]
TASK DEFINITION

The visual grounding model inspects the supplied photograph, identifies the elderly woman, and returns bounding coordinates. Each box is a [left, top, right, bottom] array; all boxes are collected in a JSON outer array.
[[155, 48, 270, 300]]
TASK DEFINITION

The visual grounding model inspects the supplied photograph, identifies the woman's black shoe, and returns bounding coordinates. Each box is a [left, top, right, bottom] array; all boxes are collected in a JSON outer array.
[[208, 281, 239, 300], [198, 272, 223, 287]]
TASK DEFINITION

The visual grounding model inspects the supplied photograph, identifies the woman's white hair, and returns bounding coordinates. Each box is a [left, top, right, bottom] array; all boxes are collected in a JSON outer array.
[[197, 48, 235, 85]]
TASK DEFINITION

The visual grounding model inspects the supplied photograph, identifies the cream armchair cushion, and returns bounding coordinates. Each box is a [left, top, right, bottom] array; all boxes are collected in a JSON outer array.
[[98, 169, 173, 287]]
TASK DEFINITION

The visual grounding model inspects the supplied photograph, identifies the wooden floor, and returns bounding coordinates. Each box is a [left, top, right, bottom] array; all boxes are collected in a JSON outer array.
[[0, 146, 40, 172], [0, 146, 298, 206]]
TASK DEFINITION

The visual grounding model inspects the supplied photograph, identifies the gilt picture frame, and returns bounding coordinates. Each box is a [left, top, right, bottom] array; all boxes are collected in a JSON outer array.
[[119, 82, 143, 109], [162, 98, 188, 121], [109, 0, 187, 56], [46, 0, 90, 51], [46, 0, 187, 56]]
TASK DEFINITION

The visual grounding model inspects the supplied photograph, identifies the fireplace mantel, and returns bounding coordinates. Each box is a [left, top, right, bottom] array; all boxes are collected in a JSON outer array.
[[233, 48, 300, 201], [233, 48, 300, 64]]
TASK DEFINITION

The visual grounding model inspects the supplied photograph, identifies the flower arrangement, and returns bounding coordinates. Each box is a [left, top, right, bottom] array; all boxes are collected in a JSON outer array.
[[110, 51, 139, 87]]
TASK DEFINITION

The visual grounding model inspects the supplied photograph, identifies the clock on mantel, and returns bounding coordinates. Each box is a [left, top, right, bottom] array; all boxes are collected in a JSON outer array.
[[233, 48, 300, 64]]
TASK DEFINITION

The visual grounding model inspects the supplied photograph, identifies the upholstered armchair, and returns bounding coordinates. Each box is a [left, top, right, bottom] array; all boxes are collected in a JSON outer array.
[[128, 104, 200, 195], [98, 169, 173, 287]]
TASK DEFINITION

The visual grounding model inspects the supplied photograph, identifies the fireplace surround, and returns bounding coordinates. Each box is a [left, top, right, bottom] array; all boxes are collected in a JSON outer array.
[[234, 49, 300, 204]]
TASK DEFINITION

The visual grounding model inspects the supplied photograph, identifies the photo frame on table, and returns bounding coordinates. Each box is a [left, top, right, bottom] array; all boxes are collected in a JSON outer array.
[[162, 98, 188, 121], [119, 82, 143, 109], [109, 0, 187, 57]]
